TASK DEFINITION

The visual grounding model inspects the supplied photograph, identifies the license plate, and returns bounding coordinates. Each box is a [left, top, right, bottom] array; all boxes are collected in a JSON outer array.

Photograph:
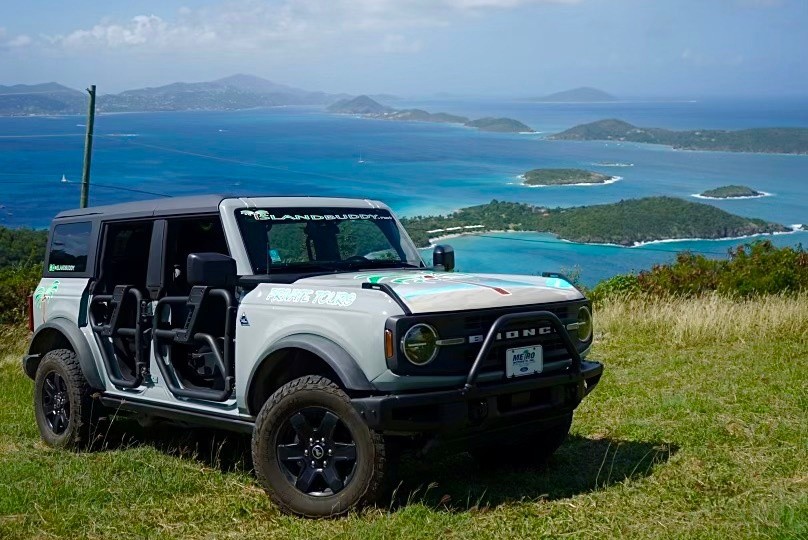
[[506, 345, 543, 378]]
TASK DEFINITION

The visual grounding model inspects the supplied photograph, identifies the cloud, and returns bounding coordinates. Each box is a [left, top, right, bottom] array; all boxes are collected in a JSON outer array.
[[44, 0, 579, 53], [0, 27, 32, 49]]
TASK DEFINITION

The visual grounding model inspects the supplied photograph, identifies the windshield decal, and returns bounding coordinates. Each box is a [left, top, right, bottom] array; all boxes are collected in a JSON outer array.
[[240, 209, 392, 222], [267, 287, 357, 307]]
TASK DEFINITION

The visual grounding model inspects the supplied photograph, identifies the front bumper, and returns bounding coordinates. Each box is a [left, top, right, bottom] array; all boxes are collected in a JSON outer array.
[[352, 360, 603, 436]]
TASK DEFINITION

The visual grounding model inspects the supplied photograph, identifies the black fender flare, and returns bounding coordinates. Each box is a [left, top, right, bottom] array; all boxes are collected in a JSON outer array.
[[26, 318, 104, 389], [246, 334, 376, 405]]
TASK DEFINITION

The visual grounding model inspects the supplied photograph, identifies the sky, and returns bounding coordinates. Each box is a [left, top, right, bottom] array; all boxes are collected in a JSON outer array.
[[1, 0, 806, 97]]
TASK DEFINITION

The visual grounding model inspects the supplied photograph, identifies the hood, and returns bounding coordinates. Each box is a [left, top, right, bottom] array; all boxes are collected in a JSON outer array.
[[296, 270, 584, 314]]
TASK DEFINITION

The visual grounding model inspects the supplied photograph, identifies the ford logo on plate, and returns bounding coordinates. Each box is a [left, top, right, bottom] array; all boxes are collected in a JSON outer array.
[[520, 366, 529, 373]]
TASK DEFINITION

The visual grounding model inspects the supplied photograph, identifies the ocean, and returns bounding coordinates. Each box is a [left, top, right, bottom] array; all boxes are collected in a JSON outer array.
[[1, 98, 806, 285]]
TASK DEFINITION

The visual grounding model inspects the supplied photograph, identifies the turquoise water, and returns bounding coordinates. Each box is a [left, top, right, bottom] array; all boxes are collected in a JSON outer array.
[[1, 99, 806, 285]]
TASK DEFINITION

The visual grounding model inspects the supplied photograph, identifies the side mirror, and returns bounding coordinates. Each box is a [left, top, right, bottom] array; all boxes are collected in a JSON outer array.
[[432, 245, 455, 271], [187, 253, 237, 288]]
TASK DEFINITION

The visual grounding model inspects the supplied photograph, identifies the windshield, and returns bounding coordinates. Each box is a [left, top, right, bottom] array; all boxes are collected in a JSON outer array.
[[235, 207, 424, 274]]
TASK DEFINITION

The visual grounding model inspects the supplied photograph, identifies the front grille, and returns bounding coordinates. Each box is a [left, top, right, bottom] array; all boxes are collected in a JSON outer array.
[[463, 308, 577, 374], [387, 300, 587, 377]]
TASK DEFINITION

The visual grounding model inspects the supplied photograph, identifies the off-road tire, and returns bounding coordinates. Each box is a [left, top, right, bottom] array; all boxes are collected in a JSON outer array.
[[34, 348, 102, 449], [471, 412, 573, 468], [252, 375, 388, 517]]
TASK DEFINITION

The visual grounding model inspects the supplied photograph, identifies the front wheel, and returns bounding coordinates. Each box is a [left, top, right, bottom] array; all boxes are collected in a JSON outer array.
[[251, 376, 389, 517]]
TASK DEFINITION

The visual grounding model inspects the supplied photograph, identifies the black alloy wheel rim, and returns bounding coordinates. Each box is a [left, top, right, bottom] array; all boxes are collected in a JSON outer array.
[[42, 371, 70, 434], [275, 407, 358, 496]]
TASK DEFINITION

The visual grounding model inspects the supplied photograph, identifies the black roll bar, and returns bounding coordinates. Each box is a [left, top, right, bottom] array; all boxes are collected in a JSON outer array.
[[463, 310, 582, 393]]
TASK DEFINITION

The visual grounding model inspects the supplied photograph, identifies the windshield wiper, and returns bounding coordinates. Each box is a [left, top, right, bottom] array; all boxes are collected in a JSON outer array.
[[340, 260, 420, 271]]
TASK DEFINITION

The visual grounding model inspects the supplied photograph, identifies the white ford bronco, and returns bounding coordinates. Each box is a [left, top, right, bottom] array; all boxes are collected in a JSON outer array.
[[24, 195, 603, 517]]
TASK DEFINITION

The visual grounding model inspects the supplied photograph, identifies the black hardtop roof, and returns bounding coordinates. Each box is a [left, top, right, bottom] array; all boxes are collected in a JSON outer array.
[[55, 194, 228, 220], [53, 194, 380, 221]]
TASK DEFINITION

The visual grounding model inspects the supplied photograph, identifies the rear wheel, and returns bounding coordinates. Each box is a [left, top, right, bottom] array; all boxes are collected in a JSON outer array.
[[34, 349, 102, 449], [471, 413, 573, 468], [252, 375, 389, 517]]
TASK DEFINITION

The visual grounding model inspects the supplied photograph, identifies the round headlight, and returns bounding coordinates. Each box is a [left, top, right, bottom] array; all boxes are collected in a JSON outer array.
[[401, 324, 439, 365], [577, 306, 593, 342]]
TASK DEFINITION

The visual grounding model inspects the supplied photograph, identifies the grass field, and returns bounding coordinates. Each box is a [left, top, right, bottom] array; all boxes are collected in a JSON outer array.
[[1, 294, 806, 539]]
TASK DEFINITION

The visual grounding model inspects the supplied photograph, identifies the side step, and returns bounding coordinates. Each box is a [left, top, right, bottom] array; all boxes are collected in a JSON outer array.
[[98, 394, 255, 434]]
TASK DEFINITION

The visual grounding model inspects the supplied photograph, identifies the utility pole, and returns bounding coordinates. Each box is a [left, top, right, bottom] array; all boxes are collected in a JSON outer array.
[[79, 85, 96, 208]]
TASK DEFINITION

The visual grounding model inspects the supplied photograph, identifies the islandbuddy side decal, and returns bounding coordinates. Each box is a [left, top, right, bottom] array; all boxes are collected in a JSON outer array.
[[48, 264, 76, 272], [267, 287, 357, 307]]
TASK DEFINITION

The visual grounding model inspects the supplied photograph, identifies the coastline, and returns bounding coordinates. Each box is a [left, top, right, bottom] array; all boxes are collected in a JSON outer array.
[[629, 226, 802, 247], [422, 225, 804, 250]]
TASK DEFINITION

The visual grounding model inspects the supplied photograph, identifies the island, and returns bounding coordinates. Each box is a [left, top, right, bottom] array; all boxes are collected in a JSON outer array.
[[0, 74, 345, 116], [522, 168, 613, 186], [399, 197, 790, 247], [328, 95, 535, 133], [387, 109, 469, 124], [464, 117, 534, 133], [533, 87, 617, 102], [0, 83, 87, 115], [551, 119, 808, 155], [327, 95, 393, 115], [697, 185, 766, 199]]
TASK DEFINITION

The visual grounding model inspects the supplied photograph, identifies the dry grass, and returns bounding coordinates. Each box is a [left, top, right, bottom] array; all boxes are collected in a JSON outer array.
[[596, 292, 808, 346]]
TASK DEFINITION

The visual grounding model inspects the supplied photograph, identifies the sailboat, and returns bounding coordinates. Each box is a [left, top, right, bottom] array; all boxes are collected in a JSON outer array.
[[358, 152, 365, 164], [60, 174, 68, 183]]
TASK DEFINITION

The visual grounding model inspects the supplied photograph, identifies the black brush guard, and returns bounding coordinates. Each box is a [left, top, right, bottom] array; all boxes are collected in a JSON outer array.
[[352, 310, 603, 434]]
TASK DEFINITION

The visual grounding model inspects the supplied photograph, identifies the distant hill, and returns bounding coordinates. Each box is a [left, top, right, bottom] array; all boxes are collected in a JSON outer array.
[[99, 74, 341, 113], [0, 75, 345, 115], [388, 109, 469, 124], [552, 119, 808, 154], [327, 95, 394, 115], [464, 117, 534, 133], [0, 83, 86, 115], [535, 87, 617, 102], [327, 95, 533, 133], [400, 197, 790, 247]]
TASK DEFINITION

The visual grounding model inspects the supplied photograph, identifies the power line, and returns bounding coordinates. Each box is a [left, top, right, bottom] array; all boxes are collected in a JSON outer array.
[[98, 135, 383, 187], [0, 134, 83, 139], [0, 178, 171, 198]]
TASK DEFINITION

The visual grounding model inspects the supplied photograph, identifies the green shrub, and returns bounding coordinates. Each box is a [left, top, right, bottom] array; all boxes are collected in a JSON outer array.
[[0, 226, 47, 267], [717, 241, 808, 295], [592, 241, 808, 301], [0, 265, 41, 325], [589, 273, 641, 302]]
